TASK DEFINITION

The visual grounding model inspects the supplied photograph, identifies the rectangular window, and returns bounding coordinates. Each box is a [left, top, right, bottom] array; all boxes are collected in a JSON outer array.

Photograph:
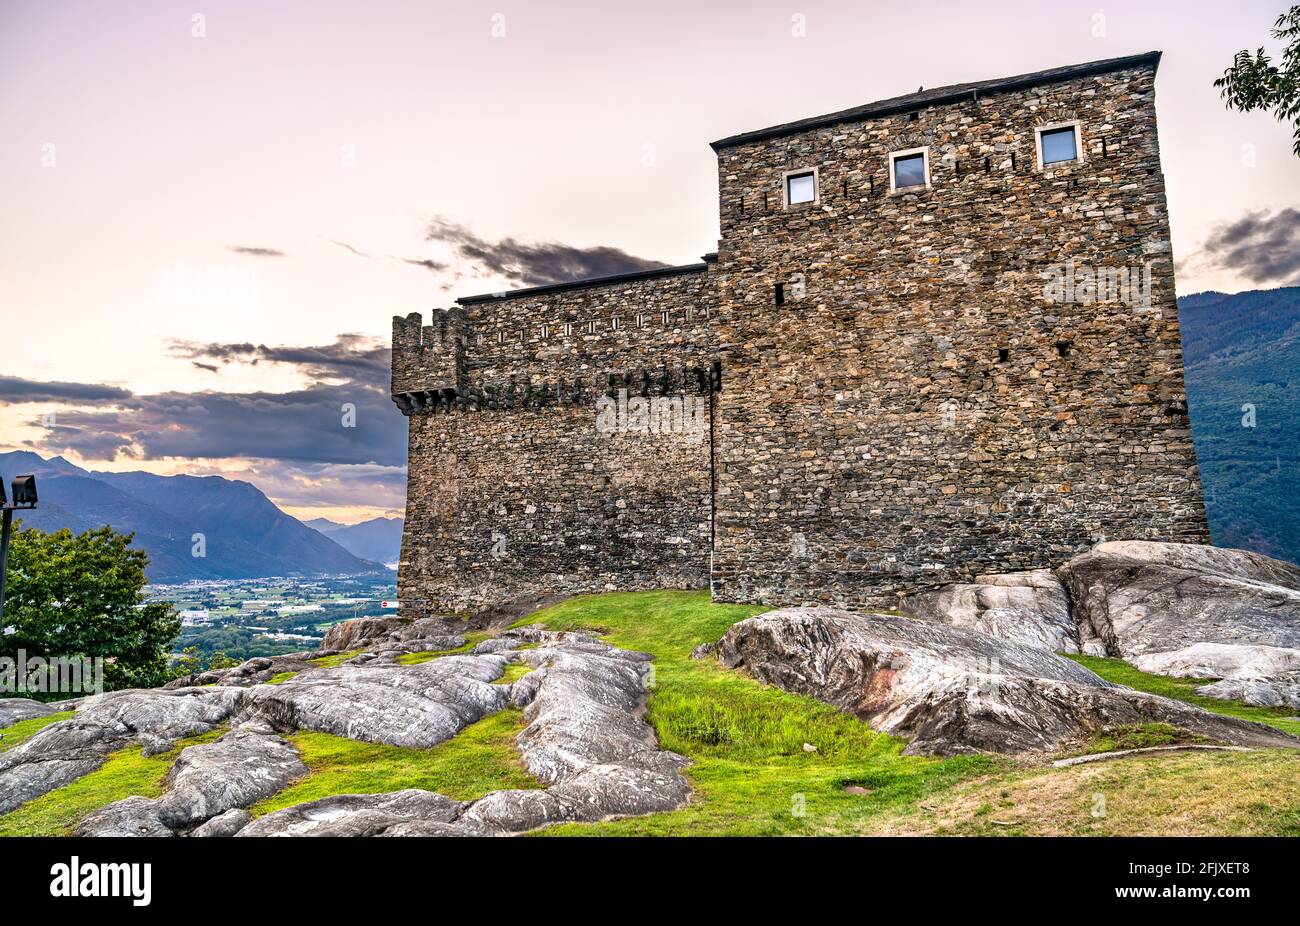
[[1037, 123, 1081, 168], [540, 323, 551, 339], [562, 322, 574, 337], [585, 320, 597, 335], [784, 169, 817, 206], [890, 148, 929, 192], [611, 316, 623, 330], [637, 314, 648, 329], [660, 311, 671, 326], [497, 330, 506, 345]]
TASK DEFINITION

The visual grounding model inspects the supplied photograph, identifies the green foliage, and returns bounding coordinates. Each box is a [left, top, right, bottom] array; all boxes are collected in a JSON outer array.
[[1215, 5, 1300, 155], [514, 590, 998, 835], [1180, 288, 1300, 565], [3, 523, 180, 694], [0, 727, 225, 837], [252, 710, 541, 815], [1066, 654, 1300, 736]]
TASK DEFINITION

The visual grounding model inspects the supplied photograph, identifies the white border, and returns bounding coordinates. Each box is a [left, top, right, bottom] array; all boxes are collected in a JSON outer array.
[[782, 166, 820, 207], [888, 146, 931, 193], [1035, 120, 1084, 171]]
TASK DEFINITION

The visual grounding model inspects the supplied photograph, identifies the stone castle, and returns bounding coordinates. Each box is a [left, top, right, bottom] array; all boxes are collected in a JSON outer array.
[[390, 51, 1210, 615]]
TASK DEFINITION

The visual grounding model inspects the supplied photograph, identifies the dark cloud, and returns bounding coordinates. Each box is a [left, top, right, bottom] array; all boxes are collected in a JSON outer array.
[[400, 257, 449, 273], [422, 217, 668, 287], [167, 335, 389, 384], [192, 362, 220, 373], [15, 336, 407, 469], [228, 245, 287, 258], [0, 376, 133, 404], [1200, 208, 1300, 285]]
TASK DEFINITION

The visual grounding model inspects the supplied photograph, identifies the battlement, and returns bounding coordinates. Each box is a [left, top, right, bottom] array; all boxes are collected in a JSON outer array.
[[391, 310, 466, 414], [399, 360, 721, 416]]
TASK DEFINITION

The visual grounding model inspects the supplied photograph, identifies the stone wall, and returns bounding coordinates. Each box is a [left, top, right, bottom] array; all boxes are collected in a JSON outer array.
[[393, 55, 1210, 614], [708, 60, 1209, 608], [396, 269, 720, 613]]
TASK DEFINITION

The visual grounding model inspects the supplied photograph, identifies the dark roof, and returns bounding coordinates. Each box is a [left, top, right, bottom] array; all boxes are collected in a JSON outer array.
[[456, 260, 708, 305], [710, 51, 1161, 151]]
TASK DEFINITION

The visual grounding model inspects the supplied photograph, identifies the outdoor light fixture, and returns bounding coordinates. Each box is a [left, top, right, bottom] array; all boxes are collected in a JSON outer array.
[[0, 473, 39, 620]]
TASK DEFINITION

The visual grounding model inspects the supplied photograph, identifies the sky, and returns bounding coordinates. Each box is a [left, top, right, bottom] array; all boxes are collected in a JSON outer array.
[[1, 0, 1298, 522]]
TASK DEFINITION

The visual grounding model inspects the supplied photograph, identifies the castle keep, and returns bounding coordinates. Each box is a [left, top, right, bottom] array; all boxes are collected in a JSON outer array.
[[391, 52, 1210, 614]]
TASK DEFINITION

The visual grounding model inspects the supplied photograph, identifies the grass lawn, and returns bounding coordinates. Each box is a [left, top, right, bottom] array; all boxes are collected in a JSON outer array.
[[862, 749, 1300, 836], [0, 727, 227, 837], [1066, 654, 1300, 737], [251, 709, 540, 815], [514, 590, 1000, 835]]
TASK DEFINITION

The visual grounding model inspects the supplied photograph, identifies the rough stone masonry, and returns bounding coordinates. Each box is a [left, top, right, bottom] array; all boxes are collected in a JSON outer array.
[[390, 51, 1209, 614]]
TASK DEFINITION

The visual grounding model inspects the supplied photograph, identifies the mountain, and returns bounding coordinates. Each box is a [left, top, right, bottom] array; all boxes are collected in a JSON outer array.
[[1178, 285, 1300, 565], [0, 452, 384, 582], [307, 516, 403, 565]]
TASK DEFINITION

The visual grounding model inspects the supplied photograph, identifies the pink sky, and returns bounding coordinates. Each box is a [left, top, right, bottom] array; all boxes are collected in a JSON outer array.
[[1, 0, 1297, 521]]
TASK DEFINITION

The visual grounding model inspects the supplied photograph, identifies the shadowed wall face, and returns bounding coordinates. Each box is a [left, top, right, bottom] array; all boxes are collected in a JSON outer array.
[[394, 271, 718, 613], [709, 61, 1209, 608]]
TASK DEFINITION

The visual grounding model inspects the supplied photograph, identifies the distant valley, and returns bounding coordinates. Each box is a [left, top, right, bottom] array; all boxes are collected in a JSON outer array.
[[0, 451, 391, 582]]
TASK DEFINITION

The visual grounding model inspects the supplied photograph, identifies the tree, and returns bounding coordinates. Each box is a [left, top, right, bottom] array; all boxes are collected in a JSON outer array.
[[1216, 5, 1300, 156], [2, 523, 180, 694]]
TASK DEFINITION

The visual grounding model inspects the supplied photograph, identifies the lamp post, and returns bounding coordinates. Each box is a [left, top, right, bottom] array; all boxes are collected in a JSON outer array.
[[0, 474, 38, 621]]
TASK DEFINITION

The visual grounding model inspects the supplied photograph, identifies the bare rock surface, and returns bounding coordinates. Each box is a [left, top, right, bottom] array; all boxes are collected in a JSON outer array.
[[237, 626, 690, 837], [238, 654, 511, 748], [0, 687, 243, 814], [76, 722, 306, 836], [318, 614, 464, 657], [713, 607, 1300, 756], [163, 653, 316, 690], [0, 698, 58, 727], [1059, 541, 1300, 658], [901, 569, 1078, 653]]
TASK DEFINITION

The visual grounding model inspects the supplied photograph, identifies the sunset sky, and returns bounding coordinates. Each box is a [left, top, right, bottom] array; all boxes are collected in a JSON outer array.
[[2, 0, 1298, 522]]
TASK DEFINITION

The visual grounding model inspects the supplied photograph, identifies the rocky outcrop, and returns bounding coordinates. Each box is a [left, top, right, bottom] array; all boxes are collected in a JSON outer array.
[[901, 570, 1078, 653], [318, 615, 464, 656], [238, 627, 690, 837], [713, 607, 1300, 756], [239, 654, 511, 748], [0, 687, 244, 815], [1058, 541, 1300, 702], [0, 698, 58, 727], [76, 721, 306, 836], [163, 653, 317, 690], [1059, 541, 1300, 657]]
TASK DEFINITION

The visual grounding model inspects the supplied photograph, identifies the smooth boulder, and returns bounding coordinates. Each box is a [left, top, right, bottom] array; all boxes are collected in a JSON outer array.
[[901, 570, 1079, 653], [714, 607, 1300, 756]]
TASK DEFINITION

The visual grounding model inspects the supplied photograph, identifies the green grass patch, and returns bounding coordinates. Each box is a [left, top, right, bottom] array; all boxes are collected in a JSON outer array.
[[0, 711, 75, 753], [394, 631, 491, 664], [265, 671, 297, 685], [307, 650, 362, 668], [1066, 654, 1300, 737], [511, 590, 999, 835], [0, 727, 226, 837], [493, 663, 532, 685], [250, 709, 541, 815], [1079, 722, 1213, 756]]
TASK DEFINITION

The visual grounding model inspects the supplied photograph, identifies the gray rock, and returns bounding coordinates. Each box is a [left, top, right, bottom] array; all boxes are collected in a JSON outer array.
[[72, 797, 176, 837], [1059, 541, 1300, 659], [240, 654, 510, 748], [76, 726, 306, 835], [0, 687, 243, 814], [238, 789, 464, 837], [713, 607, 1300, 756], [190, 808, 253, 837], [1196, 678, 1300, 710], [319, 615, 463, 656], [0, 698, 57, 727], [901, 569, 1078, 653]]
